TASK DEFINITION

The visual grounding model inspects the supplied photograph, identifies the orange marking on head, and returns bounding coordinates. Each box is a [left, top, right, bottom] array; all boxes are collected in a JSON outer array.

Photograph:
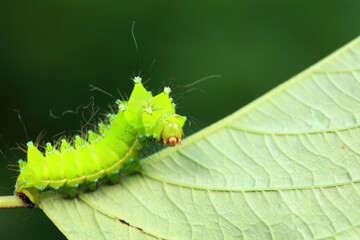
[[165, 137, 181, 147], [168, 137, 177, 147]]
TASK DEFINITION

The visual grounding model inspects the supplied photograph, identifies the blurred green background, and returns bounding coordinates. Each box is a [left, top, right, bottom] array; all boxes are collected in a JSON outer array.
[[0, 0, 359, 239]]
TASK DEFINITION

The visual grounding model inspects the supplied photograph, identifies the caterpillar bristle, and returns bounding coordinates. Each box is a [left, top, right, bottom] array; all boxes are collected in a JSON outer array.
[[12, 143, 27, 154], [141, 77, 151, 86], [119, 88, 129, 102], [10, 175, 18, 180], [34, 130, 47, 149], [7, 164, 20, 172]]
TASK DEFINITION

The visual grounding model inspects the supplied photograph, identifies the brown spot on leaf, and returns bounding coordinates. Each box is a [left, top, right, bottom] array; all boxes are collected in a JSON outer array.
[[115, 217, 143, 231], [119, 219, 130, 226]]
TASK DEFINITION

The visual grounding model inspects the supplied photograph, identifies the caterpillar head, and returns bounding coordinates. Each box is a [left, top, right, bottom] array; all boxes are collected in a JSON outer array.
[[161, 116, 185, 147], [119, 77, 187, 147]]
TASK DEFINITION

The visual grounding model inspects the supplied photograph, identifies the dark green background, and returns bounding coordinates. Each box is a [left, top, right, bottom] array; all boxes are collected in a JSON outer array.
[[0, 1, 359, 239]]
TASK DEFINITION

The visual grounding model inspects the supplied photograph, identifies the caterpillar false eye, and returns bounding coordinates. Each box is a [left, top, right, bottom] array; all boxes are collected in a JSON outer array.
[[15, 77, 186, 204]]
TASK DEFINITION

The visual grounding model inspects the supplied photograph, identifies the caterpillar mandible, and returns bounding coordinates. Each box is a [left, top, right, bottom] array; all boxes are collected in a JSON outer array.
[[15, 76, 186, 204]]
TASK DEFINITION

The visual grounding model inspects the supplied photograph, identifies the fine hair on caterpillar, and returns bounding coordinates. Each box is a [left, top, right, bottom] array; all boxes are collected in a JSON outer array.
[[14, 76, 187, 205]]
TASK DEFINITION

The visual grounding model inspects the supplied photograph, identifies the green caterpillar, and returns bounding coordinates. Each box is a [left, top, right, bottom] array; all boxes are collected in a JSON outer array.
[[15, 76, 186, 204]]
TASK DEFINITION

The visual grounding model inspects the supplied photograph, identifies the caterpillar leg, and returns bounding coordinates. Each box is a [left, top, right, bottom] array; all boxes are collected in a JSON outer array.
[[84, 181, 99, 191], [108, 174, 121, 184], [62, 186, 79, 198], [119, 158, 141, 175]]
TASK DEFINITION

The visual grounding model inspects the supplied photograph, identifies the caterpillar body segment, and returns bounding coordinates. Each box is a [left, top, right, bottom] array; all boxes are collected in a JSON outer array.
[[15, 77, 186, 204]]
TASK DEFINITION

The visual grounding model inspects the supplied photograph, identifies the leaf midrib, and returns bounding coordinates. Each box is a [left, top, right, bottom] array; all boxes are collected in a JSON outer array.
[[141, 171, 360, 192], [228, 123, 360, 135]]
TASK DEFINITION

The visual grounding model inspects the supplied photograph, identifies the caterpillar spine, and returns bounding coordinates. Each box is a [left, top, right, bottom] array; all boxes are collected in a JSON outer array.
[[15, 77, 186, 204]]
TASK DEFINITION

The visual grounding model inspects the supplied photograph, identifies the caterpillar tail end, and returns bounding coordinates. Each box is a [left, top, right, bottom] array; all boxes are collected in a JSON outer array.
[[15, 158, 40, 205], [15, 176, 39, 205], [15, 188, 38, 206]]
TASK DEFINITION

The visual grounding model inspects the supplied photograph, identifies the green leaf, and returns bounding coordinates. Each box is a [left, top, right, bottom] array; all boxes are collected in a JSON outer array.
[[39, 36, 360, 239]]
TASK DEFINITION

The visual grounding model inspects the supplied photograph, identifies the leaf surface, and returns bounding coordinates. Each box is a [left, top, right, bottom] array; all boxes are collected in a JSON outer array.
[[40, 36, 360, 239]]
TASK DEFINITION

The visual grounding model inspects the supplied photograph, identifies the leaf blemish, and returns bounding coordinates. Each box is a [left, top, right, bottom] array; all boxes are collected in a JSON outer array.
[[115, 217, 143, 231], [341, 145, 345, 150], [118, 218, 130, 226]]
